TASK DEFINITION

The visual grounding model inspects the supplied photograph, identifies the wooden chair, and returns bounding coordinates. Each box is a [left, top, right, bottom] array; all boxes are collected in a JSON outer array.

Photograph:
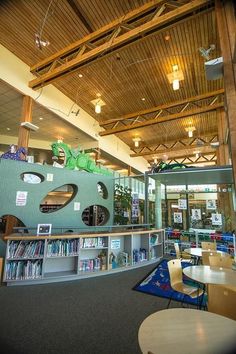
[[201, 241, 217, 250], [167, 259, 203, 308], [207, 284, 236, 321], [209, 255, 233, 269], [174, 243, 193, 263], [202, 251, 218, 265]]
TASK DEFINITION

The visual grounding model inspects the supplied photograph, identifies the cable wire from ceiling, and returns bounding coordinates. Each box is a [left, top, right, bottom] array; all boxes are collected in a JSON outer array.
[[36, 0, 55, 45]]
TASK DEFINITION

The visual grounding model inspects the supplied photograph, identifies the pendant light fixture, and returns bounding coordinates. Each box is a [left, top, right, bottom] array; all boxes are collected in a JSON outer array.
[[185, 126, 196, 138], [95, 101, 101, 114], [132, 137, 141, 147], [167, 64, 184, 91], [91, 97, 106, 114]]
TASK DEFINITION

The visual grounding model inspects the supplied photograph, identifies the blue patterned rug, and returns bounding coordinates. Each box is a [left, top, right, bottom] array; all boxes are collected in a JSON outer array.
[[133, 259, 206, 307]]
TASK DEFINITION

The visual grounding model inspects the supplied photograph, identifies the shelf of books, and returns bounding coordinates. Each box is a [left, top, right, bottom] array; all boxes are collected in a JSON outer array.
[[164, 229, 235, 257], [149, 232, 164, 260], [3, 229, 164, 285], [79, 237, 109, 273]]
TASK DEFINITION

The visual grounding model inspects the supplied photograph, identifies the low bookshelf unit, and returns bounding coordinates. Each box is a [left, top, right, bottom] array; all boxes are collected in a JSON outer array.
[[3, 228, 164, 285]]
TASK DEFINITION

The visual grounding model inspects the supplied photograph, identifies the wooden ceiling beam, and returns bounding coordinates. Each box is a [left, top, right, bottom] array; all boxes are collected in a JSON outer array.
[[131, 133, 218, 155], [158, 153, 217, 165], [100, 89, 224, 126], [148, 151, 217, 162], [67, 0, 93, 33], [30, 0, 167, 75], [29, 0, 212, 89], [131, 142, 214, 157], [99, 103, 224, 136]]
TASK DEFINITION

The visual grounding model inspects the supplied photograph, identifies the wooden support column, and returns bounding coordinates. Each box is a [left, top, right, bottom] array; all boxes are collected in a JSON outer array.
[[216, 110, 233, 229], [216, 109, 229, 165], [17, 95, 33, 148], [215, 0, 236, 182], [128, 165, 132, 176]]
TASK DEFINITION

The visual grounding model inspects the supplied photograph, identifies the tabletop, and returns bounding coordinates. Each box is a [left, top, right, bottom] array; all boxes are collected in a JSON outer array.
[[183, 265, 236, 286], [138, 308, 236, 354], [184, 247, 227, 258]]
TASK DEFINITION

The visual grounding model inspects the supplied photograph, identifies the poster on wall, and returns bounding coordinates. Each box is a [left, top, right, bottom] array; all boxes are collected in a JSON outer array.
[[174, 212, 182, 224], [206, 199, 216, 210], [212, 213, 222, 226], [74, 202, 80, 211], [178, 199, 187, 210], [132, 193, 139, 218], [111, 239, 121, 249], [192, 209, 201, 220], [46, 173, 54, 182], [16, 191, 28, 206]]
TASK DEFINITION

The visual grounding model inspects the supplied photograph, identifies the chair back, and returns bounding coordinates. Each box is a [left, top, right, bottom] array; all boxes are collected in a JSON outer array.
[[201, 241, 217, 250], [209, 255, 233, 269], [174, 243, 181, 259], [208, 284, 236, 320], [201, 251, 218, 265], [167, 259, 182, 286]]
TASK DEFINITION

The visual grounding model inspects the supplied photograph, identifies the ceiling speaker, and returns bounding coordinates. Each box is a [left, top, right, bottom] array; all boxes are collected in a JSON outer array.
[[205, 57, 223, 80]]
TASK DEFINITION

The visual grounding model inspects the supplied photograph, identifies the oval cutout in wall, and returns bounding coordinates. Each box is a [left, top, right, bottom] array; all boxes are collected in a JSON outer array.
[[97, 182, 108, 199], [21, 172, 44, 184], [0, 214, 26, 236], [82, 205, 109, 226], [40, 184, 78, 213]]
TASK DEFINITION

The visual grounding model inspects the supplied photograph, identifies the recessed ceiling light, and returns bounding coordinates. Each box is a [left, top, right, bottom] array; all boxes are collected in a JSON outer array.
[[141, 98, 146, 101], [78, 74, 83, 78], [39, 117, 43, 120], [165, 34, 170, 41], [6, 127, 10, 131]]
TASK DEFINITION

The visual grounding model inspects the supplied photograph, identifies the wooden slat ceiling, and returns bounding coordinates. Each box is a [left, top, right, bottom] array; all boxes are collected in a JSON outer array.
[[0, 0, 223, 168]]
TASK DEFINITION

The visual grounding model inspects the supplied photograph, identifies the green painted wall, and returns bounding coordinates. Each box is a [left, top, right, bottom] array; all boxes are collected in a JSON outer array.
[[0, 238, 6, 256], [0, 159, 114, 232]]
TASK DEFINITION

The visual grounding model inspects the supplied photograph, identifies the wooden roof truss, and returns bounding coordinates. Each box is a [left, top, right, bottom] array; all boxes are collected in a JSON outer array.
[[163, 153, 217, 165], [29, 0, 213, 90], [100, 90, 224, 136], [130, 133, 218, 157]]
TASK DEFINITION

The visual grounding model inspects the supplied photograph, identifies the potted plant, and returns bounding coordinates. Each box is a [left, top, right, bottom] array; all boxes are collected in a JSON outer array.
[[114, 184, 132, 225]]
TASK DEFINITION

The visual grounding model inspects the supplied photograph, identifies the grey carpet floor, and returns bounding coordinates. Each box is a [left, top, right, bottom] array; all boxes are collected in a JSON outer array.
[[0, 261, 184, 354]]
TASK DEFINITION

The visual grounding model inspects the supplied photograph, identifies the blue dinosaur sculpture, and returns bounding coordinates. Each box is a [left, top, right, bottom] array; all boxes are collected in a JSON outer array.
[[1, 145, 27, 161]]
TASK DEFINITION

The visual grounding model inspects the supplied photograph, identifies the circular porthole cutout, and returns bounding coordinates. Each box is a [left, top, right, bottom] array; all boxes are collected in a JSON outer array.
[[82, 205, 110, 226], [97, 182, 108, 199], [21, 172, 44, 184]]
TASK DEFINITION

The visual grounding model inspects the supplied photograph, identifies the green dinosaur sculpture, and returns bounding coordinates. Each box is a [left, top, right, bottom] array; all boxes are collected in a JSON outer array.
[[51, 142, 111, 176]]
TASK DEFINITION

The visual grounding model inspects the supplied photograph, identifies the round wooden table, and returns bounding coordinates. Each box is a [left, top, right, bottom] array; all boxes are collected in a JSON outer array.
[[184, 247, 227, 258], [138, 308, 236, 354], [183, 265, 236, 286]]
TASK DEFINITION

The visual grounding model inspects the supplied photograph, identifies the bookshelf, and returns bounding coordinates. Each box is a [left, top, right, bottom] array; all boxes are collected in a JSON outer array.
[[164, 229, 235, 256], [3, 229, 164, 285]]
